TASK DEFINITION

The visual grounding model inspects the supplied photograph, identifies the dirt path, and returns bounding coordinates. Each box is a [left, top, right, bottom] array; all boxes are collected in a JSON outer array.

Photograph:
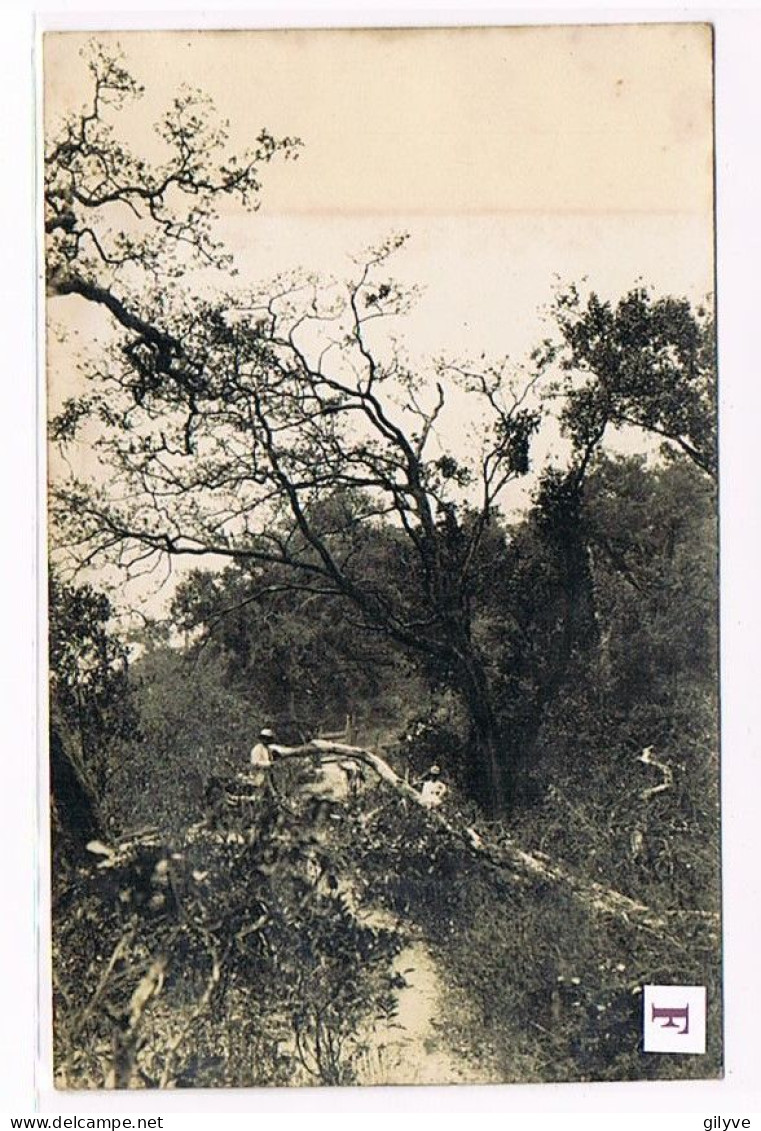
[[306, 842, 495, 1086], [352, 907, 492, 1086]]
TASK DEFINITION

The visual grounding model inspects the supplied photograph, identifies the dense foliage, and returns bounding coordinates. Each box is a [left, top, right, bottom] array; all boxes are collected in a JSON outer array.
[[50, 450, 720, 1086], [49, 573, 140, 855]]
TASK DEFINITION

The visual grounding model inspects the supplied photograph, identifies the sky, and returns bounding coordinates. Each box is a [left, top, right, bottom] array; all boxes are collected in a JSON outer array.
[[46, 25, 714, 219], [43, 24, 715, 614], [44, 24, 714, 323]]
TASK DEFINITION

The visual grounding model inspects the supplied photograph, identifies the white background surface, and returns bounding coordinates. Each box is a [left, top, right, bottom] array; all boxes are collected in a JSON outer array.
[[643, 986, 707, 1055], [2, 0, 760, 1122]]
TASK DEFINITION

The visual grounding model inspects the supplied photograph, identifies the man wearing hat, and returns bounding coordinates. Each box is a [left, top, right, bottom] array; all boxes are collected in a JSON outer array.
[[250, 727, 275, 786], [420, 764, 448, 809]]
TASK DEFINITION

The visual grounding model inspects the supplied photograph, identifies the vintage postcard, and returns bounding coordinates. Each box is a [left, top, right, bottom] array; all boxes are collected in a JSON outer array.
[[43, 24, 719, 1089]]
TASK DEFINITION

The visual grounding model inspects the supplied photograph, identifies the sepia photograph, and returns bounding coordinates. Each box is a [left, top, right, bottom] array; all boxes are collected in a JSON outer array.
[[42, 24, 720, 1090]]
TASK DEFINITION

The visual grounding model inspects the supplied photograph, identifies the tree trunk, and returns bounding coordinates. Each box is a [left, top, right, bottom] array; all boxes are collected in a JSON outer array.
[[455, 651, 511, 816], [509, 494, 600, 793], [50, 726, 102, 856], [271, 740, 718, 940]]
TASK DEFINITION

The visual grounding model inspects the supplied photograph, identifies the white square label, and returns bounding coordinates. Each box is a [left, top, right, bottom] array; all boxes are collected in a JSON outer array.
[[643, 985, 706, 1054]]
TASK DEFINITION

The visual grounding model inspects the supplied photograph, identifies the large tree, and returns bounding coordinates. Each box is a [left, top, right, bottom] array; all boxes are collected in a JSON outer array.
[[47, 46, 716, 813], [48, 571, 139, 850]]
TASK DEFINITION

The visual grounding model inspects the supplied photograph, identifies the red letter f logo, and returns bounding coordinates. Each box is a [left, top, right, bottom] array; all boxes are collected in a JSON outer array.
[[651, 1004, 690, 1035]]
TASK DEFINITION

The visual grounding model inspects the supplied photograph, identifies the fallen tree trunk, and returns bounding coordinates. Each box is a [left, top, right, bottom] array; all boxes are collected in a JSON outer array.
[[271, 740, 719, 941]]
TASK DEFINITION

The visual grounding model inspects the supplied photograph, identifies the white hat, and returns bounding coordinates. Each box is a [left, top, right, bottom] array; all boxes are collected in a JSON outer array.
[[260, 728, 274, 739]]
